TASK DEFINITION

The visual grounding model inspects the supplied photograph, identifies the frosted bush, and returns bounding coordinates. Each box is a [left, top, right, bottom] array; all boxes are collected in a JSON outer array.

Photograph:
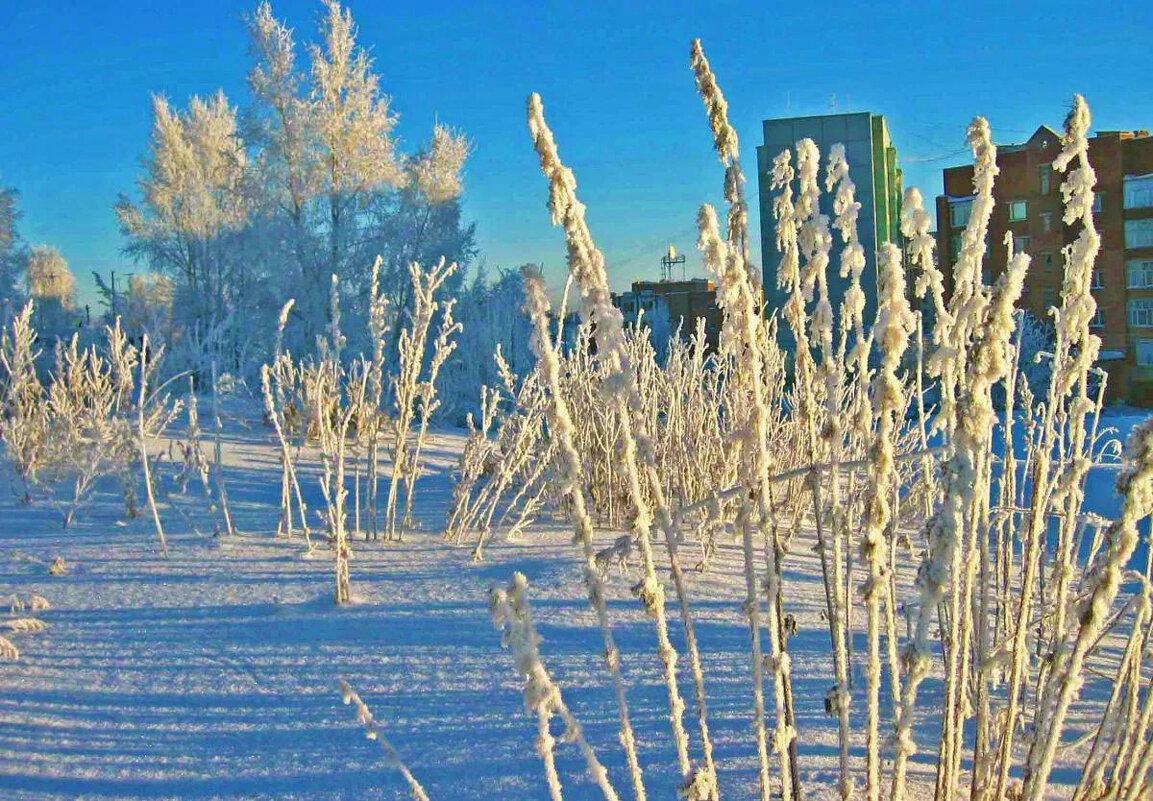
[[0, 311, 181, 539]]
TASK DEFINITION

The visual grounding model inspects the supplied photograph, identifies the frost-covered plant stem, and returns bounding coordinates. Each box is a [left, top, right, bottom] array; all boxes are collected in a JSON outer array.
[[384, 259, 457, 541], [491, 572, 622, 801], [699, 201, 791, 801], [1020, 96, 1110, 801], [365, 260, 388, 542], [860, 244, 915, 801], [1032, 94, 1105, 766], [210, 361, 235, 535], [261, 364, 312, 551], [995, 97, 1102, 801], [1073, 583, 1151, 801], [815, 141, 856, 801], [402, 299, 460, 532], [521, 267, 649, 801], [138, 336, 167, 558], [1024, 419, 1153, 801], [693, 38, 807, 798], [891, 116, 998, 801], [313, 344, 366, 605], [947, 240, 1028, 801], [337, 681, 431, 801], [528, 90, 697, 789]]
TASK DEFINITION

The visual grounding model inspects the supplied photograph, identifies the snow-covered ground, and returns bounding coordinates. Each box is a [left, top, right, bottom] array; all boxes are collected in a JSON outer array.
[[0, 402, 1146, 800]]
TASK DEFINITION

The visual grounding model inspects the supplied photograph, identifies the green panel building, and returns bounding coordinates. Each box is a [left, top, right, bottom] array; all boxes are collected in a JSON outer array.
[[756, 111, 903, 336]]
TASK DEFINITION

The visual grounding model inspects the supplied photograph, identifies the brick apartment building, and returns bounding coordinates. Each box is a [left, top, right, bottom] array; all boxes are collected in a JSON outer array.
[[611, 278, 723, 351], [937, 125, 1153, 404]]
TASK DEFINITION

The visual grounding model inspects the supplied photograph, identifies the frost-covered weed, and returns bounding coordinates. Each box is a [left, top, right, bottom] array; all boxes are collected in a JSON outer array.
[[490, 573, 623, 801], [337, 680, 431, 801], [382, 259, 458, 541], [0, 311, 180, 543], [403, 49, 1152, 801]]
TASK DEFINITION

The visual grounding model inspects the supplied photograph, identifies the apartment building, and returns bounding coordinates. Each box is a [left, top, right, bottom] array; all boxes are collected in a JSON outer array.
[[757, 111, 903, 338], [937, 125, 1153, 404], [611, 278, 722, 351]]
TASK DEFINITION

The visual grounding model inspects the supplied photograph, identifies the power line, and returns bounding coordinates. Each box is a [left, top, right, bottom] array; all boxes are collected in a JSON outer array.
[[902, 147, 970, 164], [607, 222, 701, 271]]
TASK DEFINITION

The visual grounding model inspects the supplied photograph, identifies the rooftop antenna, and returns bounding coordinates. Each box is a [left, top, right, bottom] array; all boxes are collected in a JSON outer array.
[[660, 245, 686, 283]]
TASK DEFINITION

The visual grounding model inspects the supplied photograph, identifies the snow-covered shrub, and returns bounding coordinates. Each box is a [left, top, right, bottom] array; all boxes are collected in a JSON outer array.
[[0, 310, 181, 535], [257, 259, 464, 601], [0, 302, 48, 499]]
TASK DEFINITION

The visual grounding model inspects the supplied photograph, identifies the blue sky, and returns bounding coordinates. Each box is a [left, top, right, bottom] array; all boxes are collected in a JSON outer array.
[[1, 0, 1150, 306]]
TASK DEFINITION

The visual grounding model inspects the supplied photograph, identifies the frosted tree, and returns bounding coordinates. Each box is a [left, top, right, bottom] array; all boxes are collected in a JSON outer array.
[[24, 246, 76, 337], [445, 267, 535, 422], [246, 2, 317, 239], [244, 1, 475, 348], [0, 183, 25, 309], [305, 0, 403, 332], [359, 125, 475, 353], [410, 125, 469, 206], [113, 0, 476, 369], [0, 185, 18, 259], [125, 273, 175, 340], [116, 91, 250, 363]]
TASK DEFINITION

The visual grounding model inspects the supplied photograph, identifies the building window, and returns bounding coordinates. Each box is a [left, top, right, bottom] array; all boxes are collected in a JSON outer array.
[[1092, 268, 1104, 289], [1129, 298, 1153, 327], [1042, 251, 1055, 269], [1126, 219, 1153, 249], [950, 236, 962, 263], [1040, 164, 1052, 195], [1089, 308, 1104, 329], [1009, 200, 1027, 221], [1093, 191, 1104, 213], [1139, 339, 1153, 367], [1043, 287, 1057, 309], [1125, 174, 1153, 209], [1041, 211, 1053, 232], [1129, 259, 1153, 288], [950, 197, 973, 228], [1013, 235, 1030, 255]]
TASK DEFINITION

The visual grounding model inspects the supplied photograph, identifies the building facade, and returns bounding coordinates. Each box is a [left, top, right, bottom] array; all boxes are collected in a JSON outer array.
[[611, 278, 722, 351], [936, 126, 1153, 404], [756, 111, 903, 334]]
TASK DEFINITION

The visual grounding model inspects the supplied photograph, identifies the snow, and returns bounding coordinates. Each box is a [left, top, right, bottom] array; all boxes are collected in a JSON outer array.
[[1, 399, 1145, 799]]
